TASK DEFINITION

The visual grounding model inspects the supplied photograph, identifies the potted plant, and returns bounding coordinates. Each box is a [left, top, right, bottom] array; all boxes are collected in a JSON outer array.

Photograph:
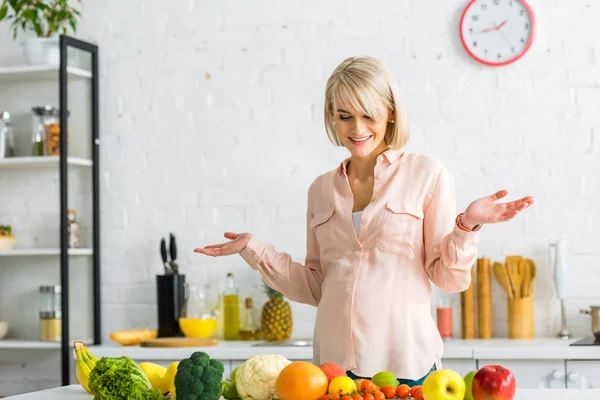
[[0, 0, 82, 66], [0, 224, 15, 251]]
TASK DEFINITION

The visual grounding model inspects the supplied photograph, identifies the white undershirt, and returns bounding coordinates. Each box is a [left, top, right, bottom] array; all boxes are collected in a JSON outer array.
[[352, 211, 363, 234]]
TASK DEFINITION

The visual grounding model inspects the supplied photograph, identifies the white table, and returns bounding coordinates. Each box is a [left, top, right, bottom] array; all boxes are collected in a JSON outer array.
[[6, 385, 600, 399]]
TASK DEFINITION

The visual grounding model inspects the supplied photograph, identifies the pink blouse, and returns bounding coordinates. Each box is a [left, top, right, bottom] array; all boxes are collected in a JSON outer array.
[[240, 148, 479, 380]]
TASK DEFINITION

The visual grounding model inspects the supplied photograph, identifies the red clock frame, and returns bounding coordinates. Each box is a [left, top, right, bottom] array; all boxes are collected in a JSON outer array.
[[459, 0, 536, 67]]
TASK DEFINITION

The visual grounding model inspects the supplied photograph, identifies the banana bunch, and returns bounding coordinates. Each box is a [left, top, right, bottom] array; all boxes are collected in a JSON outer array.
[[74, 341, 99, 393]]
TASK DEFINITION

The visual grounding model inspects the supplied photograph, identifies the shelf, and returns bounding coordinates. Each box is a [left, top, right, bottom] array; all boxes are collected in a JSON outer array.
[[0, 156, 93, 169], [0, 64, 92, 83], [0, 338, 94, 350], [0, 248, 93, 257]]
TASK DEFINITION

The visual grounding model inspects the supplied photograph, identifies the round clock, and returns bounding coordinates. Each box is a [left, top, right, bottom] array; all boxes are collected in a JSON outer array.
[[459, 0, 535, 66]]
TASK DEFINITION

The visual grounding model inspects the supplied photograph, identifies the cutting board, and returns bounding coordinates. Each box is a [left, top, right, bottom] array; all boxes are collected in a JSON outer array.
[[140, 337, 218, 347]]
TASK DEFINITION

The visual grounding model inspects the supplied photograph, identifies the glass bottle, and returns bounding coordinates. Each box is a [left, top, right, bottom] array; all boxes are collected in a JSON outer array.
[[239, 297, 261, 341], [179, 284, 217, 338], [222, 273, 240, 340], [67, 209, 80, 248]]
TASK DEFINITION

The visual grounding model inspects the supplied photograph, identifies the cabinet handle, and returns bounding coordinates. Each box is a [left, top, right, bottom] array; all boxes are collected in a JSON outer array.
[[551, 370, 563, 380], [568, 372, 579, 382]]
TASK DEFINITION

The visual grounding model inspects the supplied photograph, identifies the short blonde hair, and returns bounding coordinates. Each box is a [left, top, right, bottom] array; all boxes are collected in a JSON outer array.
[[324, 56, 409, 149]]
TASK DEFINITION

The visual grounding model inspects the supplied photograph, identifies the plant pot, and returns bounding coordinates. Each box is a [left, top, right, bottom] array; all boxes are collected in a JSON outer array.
[[21, 37, 60, 66]]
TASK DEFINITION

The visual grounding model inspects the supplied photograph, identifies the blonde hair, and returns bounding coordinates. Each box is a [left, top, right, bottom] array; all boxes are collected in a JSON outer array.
[[324, 56, 409, 149]]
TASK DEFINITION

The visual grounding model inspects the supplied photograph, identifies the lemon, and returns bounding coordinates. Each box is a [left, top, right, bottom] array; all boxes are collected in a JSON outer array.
[[372, 371, 398, 388], [164, 361, 180, 396], [328, 376, 358, 395]]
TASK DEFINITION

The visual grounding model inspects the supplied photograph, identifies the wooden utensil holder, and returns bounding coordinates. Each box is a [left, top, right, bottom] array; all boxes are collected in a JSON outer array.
[[508, 295, 534, 339]]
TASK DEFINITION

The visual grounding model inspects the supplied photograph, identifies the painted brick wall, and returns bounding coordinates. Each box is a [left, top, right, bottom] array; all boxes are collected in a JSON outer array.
[[1, 0, 599, 395]]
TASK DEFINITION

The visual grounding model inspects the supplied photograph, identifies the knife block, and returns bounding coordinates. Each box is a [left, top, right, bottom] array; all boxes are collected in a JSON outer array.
[[508, 295, 534, 339], [156, 274, 186, 338]]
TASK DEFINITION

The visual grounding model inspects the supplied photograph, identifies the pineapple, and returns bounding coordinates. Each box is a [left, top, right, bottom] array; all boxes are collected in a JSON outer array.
[[261, 282, 293, 341]]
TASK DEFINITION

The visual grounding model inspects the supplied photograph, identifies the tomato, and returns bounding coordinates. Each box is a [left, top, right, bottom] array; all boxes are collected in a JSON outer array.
[[373, 391, 386, 400], [396, 384, 410, 399], [411, 388, 423, 400], [381, 386, 396, 399], [352, 395, 364, 400], [360, 380, 378, 394], [363, 394, 375, 400], [409, 385, 422, 397], [341, 396, 353, 400]]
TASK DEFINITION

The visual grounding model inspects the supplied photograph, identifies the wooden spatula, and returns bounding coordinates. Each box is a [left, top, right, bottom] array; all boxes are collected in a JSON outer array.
[[493, 262, 514, 299]]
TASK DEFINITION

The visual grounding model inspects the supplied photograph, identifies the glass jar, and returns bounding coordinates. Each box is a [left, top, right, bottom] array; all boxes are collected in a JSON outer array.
[[39, 285, 62, 341], [31, 106, 69, 156], [179, 284, 217, 338], [0, 111, 14, 159], [67, 209, 80, 248]]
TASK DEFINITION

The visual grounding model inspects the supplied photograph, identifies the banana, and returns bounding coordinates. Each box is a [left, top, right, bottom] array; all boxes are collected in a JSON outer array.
[[74, 341, 98, 394]]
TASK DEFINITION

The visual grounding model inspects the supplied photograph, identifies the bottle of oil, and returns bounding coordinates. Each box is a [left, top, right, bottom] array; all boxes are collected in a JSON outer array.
[[239, 297, 262, 340], [222, 272, 240, 340]]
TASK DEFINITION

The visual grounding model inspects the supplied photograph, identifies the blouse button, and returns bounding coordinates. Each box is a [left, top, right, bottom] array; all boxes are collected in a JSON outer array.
[[250, 250, 256, 255], [375, 175, 381, 180], [453, 231, 459, 237], [378, 156, 384, 162], [361, 219, 367, 225]]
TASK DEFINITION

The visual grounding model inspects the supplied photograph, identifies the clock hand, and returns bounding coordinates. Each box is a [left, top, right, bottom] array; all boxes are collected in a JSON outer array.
[[496, 18, 509, 29]]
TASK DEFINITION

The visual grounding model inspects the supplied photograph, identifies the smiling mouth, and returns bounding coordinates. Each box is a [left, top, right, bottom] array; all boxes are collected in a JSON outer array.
[[349, 135, 373, 143]]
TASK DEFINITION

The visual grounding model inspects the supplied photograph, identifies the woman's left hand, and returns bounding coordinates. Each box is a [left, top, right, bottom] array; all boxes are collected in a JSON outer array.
[[461, 189, 535, 228]]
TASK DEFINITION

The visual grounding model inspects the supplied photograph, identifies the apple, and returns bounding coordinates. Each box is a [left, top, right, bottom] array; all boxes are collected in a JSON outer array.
[[463, 370, 476, 400], [319, 362, 346, 383], [421, 369, 465, 400], [471, 365, 516, 400]]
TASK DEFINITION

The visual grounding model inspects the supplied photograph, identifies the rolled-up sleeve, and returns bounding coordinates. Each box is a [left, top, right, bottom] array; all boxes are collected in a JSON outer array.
[[423, 167, 479, 293], [239, 187, 324, 306]]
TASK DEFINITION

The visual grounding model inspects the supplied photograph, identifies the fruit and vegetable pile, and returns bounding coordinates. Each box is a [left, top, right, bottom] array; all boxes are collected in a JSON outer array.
[[74, 341, 516, 400]]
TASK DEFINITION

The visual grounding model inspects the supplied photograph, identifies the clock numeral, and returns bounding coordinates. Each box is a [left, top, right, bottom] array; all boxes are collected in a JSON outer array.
[[511, 47, 515, 53], [525, 23, 529, 29], [520, 37, 525, 43], [473, 41, 477, 47], [469, 27, 473, 33], [497, 53, 502, 59], [481, 3, 487, 10], [472, 15, 479, 21], [493, 0, 500, 5], [520, 8, 525, 16], [510, 1, 514, 7]]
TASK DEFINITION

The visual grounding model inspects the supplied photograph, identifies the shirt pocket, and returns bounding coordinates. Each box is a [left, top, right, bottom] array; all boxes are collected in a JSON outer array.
[[309, 207, 340, 260], [376, 200, 424, 259]]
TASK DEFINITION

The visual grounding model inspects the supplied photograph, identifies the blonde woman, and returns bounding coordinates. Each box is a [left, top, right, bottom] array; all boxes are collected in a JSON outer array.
[[195, 56, 534, 386]]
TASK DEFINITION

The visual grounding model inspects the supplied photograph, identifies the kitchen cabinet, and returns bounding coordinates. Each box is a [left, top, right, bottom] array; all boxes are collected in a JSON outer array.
[[566, 361, 600, 389], [476, 360, 567, 389]]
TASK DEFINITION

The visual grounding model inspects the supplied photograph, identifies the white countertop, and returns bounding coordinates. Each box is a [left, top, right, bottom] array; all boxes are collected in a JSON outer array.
[[86, 337, 600, 361], [8, 385, 600, 399]]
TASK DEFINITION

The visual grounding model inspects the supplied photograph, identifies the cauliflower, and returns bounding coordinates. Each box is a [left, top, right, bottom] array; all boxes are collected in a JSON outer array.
[[235, 354, 291, 400]]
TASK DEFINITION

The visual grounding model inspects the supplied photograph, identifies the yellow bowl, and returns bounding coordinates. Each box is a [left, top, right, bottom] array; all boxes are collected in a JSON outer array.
[[178, 318, 217, 338]]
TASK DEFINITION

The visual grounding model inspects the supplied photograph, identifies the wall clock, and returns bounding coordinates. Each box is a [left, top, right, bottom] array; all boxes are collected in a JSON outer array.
[[459, 0, 536, 66]]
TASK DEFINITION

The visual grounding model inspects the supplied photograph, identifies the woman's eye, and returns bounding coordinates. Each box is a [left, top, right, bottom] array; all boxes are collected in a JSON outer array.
[[339, 116, 351, 120]]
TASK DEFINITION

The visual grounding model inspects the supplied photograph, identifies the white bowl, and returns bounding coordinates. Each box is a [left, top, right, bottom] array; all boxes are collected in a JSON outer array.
[[0, 321, 8, 339]]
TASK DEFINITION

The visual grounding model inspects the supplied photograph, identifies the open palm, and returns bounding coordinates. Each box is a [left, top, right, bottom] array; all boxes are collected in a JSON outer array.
[[194, 232, 252, 257], [463, 189, 535, 227]]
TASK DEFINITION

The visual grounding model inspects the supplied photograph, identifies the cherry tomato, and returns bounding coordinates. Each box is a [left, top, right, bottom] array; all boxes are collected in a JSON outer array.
[[396, 384, 410, 399], [409, 385, 422, 397], [352, 395, 364, 400], [381, 386, 397, 399], [363, 394, 375, 400], [341, 396, 353, 400], [373, 391, 386, 400], [412, 388, 423, 400]]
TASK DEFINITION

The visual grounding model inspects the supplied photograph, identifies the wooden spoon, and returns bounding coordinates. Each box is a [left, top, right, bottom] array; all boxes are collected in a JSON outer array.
[[505, 256, 523, 299], [521, 259, 531, 298], [493, 261, 514, 299]]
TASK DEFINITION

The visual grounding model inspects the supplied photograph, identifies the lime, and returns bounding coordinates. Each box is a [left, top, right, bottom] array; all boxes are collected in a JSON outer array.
[[372, 371, 398, 388]]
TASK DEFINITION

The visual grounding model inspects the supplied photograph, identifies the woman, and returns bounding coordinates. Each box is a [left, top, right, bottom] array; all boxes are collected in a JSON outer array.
[[194, 56, 534, 386]]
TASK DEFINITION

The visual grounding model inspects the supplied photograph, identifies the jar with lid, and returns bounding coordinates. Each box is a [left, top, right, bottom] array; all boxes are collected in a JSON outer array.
[[31, 106, 69, 156], [39, 285, 62, 342], [0, 111, 14, 159]]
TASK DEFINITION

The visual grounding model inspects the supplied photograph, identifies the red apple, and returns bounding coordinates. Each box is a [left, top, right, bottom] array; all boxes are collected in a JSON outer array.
[[471, 365, 516, 400], [319, 362, 346, 383]]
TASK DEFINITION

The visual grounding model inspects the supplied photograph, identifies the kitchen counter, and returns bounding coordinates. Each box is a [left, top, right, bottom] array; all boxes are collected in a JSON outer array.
[[86, 337, 600, 361], [7, 385, 600, 399]]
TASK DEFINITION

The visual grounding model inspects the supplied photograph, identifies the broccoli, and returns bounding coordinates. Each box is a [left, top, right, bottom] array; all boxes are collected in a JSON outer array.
[[221, 365, 240, 400], [175, 351, 225, 400], [88, 356, 166, 400]]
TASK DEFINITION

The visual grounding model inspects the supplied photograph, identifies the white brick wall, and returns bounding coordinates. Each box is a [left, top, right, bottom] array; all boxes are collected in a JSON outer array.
[[1, 0, 600, 395]]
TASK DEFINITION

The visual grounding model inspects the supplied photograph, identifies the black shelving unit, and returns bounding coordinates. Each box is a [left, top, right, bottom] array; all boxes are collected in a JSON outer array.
[[58, 35, 101, 386]]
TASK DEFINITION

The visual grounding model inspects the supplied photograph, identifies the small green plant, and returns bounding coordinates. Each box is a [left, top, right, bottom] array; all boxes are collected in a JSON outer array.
[[0, 0, 81, 40], [0, 225, 12, 236]]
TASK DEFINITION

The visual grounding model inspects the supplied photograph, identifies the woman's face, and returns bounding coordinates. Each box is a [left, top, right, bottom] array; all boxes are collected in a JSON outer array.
[[333, 98, 392, 160]]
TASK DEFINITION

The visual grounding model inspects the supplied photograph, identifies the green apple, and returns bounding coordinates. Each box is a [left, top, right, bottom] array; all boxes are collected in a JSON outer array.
[[422, 369, 465, 400], [463, 370, 476, 400]]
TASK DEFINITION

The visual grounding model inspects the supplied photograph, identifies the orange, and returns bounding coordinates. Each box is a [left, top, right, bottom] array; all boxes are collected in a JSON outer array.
[[276, 361, 328, 400]]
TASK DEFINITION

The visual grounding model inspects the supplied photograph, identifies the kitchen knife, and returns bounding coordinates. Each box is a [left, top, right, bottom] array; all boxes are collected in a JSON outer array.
[[169, 233, 179, 274], [160, 238, 171, 274]]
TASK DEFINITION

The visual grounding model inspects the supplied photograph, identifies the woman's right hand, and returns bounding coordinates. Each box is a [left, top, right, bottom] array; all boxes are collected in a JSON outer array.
[[194, 232, 252, 257]]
